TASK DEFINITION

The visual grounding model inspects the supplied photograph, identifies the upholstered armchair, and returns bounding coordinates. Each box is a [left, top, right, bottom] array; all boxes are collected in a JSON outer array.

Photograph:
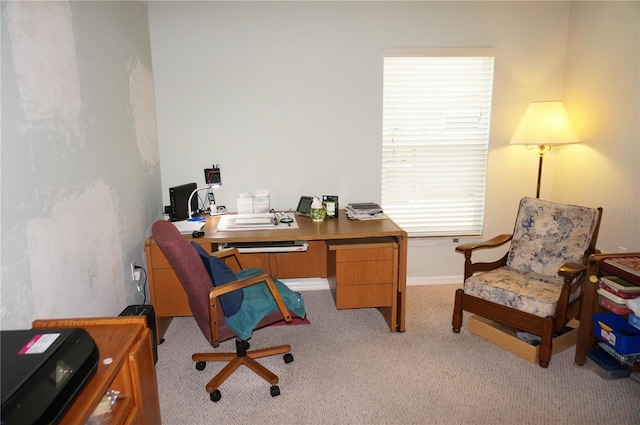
[[452, 197, 602, 367]]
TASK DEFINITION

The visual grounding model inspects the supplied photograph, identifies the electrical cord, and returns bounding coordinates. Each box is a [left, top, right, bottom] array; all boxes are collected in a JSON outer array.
[[134, 265, 148, 305]]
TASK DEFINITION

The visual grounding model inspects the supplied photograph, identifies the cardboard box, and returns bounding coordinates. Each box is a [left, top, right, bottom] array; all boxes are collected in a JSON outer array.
[[469, 315, 579, 364]]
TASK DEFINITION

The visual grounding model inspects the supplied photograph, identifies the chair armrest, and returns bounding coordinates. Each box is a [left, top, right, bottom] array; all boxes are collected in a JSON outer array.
[[558, 262, 588, 280], [455, 234, 512, 254], [212, 247, 248, 269], [208, 271, 291, 327], [207, 270, 292, 346], [456, 234, 512, 281]]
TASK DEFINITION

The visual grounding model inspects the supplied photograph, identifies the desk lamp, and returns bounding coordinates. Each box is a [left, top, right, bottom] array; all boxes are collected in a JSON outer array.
[[509, 101, 580, 198], [188, 165, 224, 219]]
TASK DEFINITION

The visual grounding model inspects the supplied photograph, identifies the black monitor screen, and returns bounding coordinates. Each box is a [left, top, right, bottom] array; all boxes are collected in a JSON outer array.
[[169, 182, 197, 221]]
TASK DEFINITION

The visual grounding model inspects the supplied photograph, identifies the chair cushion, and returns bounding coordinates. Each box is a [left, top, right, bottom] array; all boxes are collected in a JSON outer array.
[[506, 197, 599, 278], [191, 242, 244, 316], [463, 266, 580, 317], [224, 268, 306, 341]]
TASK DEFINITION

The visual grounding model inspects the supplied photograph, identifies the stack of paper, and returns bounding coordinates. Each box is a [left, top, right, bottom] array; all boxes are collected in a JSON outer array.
[[172, 220, 205, 234], [345, 203, 385, 220]]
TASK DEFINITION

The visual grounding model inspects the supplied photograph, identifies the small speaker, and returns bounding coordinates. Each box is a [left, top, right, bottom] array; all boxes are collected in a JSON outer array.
[[119, 304, 158, 363]]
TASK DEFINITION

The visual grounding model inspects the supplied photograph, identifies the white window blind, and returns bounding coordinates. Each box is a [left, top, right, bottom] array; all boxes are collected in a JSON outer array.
[[382, 48, 495, 237]]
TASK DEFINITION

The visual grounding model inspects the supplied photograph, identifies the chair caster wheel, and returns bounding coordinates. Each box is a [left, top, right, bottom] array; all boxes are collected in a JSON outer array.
[[283, 353, 294, 364], [270, 385, 280, 397], [195, 361, 206, 371], [210, 389, 221, 402]]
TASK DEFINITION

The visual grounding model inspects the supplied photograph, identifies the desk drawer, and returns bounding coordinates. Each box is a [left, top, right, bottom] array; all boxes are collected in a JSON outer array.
[[335, 283, 393, 309], [327, 238, 398, 309], [334, 247, 394, 263], [335, 260, 394, 285]]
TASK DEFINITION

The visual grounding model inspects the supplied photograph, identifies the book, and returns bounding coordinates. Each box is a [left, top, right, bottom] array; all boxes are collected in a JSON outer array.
[[598, 289, 633, 315], [600, 276, 640, 299], [597, 288, 629, 305], [601, 275, 640, 292], [603, 257, 640, 278]]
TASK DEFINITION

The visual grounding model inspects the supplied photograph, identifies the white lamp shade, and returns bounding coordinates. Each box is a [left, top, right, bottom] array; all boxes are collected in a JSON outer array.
[[510, 101, 580, 146]]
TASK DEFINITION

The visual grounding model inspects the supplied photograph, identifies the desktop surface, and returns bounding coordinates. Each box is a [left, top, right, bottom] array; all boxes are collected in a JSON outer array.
[[198, 210, 405, 243]]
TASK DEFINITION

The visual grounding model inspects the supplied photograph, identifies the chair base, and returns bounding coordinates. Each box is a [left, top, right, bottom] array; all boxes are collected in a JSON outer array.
[[453, 288, 556, 368], [192, 338, 292, 395]]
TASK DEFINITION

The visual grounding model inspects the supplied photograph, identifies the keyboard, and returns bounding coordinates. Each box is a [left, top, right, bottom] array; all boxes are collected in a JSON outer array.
[[218, 240, 309, 253]]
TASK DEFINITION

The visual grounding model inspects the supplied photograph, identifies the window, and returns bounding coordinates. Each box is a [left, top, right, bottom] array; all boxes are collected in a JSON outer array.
[[382, 48, 495, 237]]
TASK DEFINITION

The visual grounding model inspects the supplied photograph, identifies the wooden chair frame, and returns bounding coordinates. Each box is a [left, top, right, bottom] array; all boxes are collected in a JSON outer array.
[[452, 207, 602, 368]]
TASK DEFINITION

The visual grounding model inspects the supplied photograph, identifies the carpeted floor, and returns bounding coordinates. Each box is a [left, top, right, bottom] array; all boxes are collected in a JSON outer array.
[[155, 285, 640, 424]]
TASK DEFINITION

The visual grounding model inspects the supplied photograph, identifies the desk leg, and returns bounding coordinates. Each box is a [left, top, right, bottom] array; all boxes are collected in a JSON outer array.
[[396, 231, 408, 332], [156, 316, 173, 345]]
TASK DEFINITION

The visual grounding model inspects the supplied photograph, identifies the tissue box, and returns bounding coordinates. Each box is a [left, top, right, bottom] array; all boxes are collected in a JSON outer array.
[[253, 196, 270, 213], [237, 196, 254, 214], [629, 314, 640, 331]]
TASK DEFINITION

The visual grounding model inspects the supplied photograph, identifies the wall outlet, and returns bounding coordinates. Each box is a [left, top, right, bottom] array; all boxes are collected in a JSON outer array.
[[130, 261, 141, 282]]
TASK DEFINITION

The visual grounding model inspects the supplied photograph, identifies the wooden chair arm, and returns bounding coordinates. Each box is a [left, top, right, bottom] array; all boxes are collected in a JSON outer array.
[[455, 234, 512, 254], [456, 234, 512, 281], [211, 247, 249, 269], [207, 269, 292, 346], [558, 262, 588, 280]]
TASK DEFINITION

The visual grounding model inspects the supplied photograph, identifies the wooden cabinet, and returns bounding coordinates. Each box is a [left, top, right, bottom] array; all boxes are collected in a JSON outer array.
[[327, 238, 398, 310], [31, 316, 161, 425]]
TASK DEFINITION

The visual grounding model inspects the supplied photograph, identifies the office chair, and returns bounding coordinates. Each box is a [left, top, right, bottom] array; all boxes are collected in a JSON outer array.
[[151, 220, 306, 401], [452, 197, 601, 367]]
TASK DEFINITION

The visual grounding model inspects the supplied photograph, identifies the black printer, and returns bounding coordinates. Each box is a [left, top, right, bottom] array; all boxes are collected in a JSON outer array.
[[1, 328, 99, 425]]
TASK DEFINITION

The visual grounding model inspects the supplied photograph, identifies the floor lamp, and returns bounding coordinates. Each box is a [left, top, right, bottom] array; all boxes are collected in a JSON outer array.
[[509, 101, 580, 198]]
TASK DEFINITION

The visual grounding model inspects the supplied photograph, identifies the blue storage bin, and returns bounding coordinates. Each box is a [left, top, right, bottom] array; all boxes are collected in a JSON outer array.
[[630, 313, 640, 331], [593, 312, 640, 355]]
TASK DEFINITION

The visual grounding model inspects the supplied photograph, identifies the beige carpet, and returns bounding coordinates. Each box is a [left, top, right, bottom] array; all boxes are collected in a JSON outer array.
[[155, 285, 640, 424]]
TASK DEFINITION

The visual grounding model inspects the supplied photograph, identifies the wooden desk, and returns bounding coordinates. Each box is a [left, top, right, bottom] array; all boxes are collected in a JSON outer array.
[[31, 316, 162, 425], [575, 252, 640, 366], [145, 211, 408, 343]]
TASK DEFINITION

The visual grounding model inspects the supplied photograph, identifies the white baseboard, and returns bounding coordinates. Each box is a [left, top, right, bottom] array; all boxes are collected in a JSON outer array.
[[279, 275, 463, 291], [407, 275, 463, 286]]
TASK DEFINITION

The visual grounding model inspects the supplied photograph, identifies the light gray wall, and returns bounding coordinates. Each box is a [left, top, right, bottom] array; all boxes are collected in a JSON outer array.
[[558, 1, 640, 253], [1, 1, 162, 329], [149, 1, 638, 284]]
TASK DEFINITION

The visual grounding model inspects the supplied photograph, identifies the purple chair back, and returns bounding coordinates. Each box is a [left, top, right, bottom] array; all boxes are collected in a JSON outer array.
[[151, 220, 232, 344]]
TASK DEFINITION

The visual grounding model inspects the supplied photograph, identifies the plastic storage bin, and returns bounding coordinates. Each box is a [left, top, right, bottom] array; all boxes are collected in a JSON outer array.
[[586, 348, 632, 380], [593, 312, 640, 355]]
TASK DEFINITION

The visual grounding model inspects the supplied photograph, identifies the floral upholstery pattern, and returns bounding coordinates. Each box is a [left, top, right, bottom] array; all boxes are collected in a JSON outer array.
[[506, 198, 599, 277], [464, 267, 580, 317], [464, 198, 600, 317]]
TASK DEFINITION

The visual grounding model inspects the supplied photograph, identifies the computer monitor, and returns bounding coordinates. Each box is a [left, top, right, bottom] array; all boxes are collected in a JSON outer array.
[[169, 182, 197, 221]]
